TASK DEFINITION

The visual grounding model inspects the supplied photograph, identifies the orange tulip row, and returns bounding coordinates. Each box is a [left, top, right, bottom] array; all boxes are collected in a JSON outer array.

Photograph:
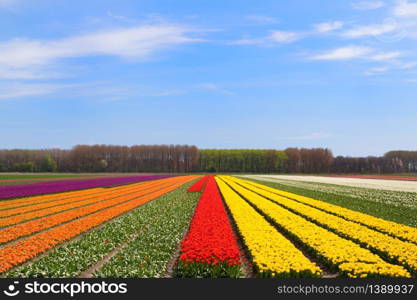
[[0, 175, 198, 274], [0, 178, 169, 219], [0, 188, 104, 211], [1, 189, 127, 218], [0, 177, 184, 228], [0, 179, 186, 243], [0, 177, 169, 211]]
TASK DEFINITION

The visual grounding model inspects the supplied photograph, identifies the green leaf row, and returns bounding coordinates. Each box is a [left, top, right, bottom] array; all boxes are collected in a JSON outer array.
[[94, 185, 199, 277]]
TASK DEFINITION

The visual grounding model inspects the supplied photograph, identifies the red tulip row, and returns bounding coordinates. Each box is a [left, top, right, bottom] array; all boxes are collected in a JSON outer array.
[[175, 175, 241, 277], [186, 175, 210, 192]]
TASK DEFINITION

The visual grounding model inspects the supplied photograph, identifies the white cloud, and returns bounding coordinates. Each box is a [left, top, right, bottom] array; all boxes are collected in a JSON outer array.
[[311, 46, 373, 60], [370, 51, 402, 61], [342, 22, 397, 38], [399, 61, 417, 69], [232, 30, 302, 46], [198, 83, 236, 96], [0, 24, 202, 80], [0, 68, 49, 80], [364, 67, 389, 75], [352, 1, 386, 10], [0, 82, 73, 99], [393, 0, 417, 17], [310, 46, 403, 63], [269, 30, 301, 43], [315, 21, 344, 33], [0, 80, 187, 101]]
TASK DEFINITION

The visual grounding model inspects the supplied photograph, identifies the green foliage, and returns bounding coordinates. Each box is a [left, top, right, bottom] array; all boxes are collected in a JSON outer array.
[[174, 261, 241, 278], [13, 162, 35, 172], [40, 155, 57, 172], [94, 185, 199, 277], [275, 151, 288, 172], [198, 149, 288, 173]]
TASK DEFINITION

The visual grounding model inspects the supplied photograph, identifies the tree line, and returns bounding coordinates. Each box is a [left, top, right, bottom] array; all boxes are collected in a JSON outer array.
[[0, 145, 416, 174], [0, 145, 199, 173], [198, 149, 288, 173], [332, 151, 417, 174]]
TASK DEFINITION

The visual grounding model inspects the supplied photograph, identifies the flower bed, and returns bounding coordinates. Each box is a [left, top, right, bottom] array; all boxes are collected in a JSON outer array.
[[0, 175, 176, 199], [175, 175, 241, 277], [187, 175, 210, 192]]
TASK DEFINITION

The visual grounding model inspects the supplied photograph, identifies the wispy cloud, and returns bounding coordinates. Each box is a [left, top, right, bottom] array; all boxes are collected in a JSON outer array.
[[0, 24, 203, 80], [314, 21, 344, 33], [197, 83, 236, 96], [0, 82, 76, 99], [0, 80, 191, 101], [352, 1, 386, 10], [232, 30, 302, 46], [269, 31, 301, 43], [310, 46, 373, 60], [399, 60, 417, 69], [0, 67, 56, 80], [364, 67, 389, 75], [370, 51, 402, 61], [342, 22, 397, 38], [310, 46, 402, 62], [393, 0, 417, 17]]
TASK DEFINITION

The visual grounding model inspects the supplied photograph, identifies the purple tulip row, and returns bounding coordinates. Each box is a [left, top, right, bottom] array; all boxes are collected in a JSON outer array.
[[0, 175, 177, 199]]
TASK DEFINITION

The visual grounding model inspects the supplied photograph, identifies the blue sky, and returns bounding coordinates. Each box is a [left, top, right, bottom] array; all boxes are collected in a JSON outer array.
[[1, 0, 417, 156]]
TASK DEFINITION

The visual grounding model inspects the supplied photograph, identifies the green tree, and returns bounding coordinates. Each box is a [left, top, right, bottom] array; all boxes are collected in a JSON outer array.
[[41, 155, 57, 172], [13, 162, 35, 172]]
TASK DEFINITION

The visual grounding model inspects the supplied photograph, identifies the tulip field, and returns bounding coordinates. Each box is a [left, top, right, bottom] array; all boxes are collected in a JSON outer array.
[[0, 174, 416, 278]]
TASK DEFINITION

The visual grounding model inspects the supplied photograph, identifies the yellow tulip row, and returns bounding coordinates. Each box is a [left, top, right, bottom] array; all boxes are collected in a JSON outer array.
[[219, 176, 411, 278], [228, 177, 417, 275], [214, 177, 322, 278], [237, 177, 417, 244]]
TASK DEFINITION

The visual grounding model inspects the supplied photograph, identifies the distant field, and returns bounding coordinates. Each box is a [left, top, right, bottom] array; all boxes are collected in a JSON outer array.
[[324, 174, 417, 181], [324, 173, 417, 178], [0, 175, 101, 187], [241, 175, 417, 227], [250, 174, 417, 192]]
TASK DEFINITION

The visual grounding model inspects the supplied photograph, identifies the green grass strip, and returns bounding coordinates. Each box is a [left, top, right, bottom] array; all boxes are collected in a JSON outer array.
[[94, 184, 199, 277]]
